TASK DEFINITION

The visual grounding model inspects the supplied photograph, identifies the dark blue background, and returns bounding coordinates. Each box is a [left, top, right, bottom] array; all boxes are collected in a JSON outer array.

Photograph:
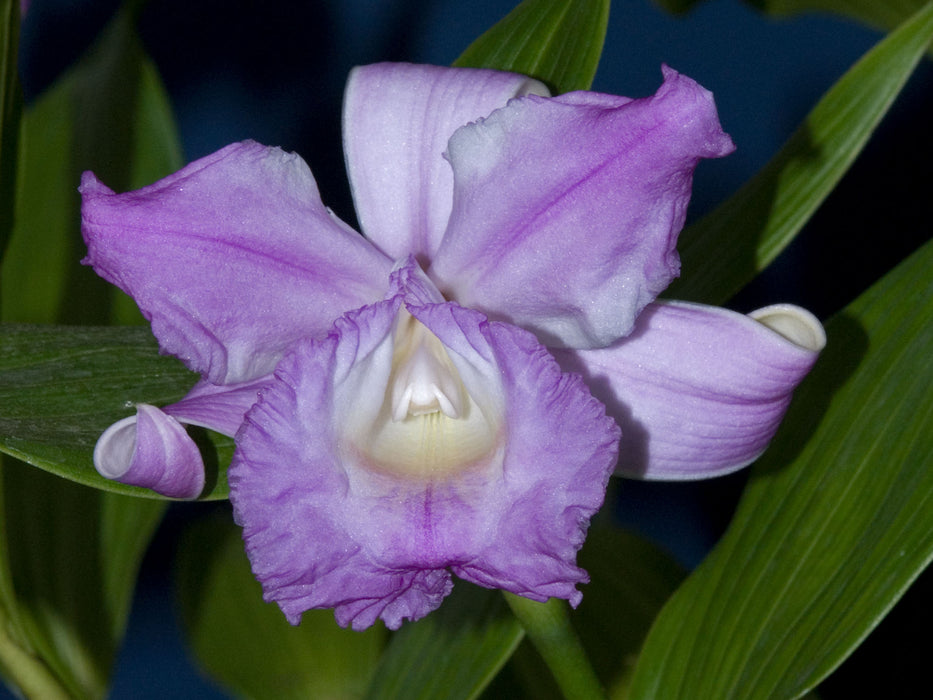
[[13, 0, 932, 697]]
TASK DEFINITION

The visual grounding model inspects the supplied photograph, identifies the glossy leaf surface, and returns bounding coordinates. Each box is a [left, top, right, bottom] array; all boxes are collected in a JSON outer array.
[[454, 0, 610, 93], [630, 236, 933, 698], [365, 586, 523, 700]]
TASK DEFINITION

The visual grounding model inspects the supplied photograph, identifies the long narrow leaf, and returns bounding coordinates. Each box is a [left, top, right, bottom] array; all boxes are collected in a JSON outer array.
[[0, 7, 188, 697], [1, 5, 182, 324], [0, 0, 19, 259], [655, 0, 928, 38], [668, 0, 933, 305], [630, 235, 933, 698], [2, 461, 164, 698], [0, 0, 26, 655], [454, 0, 610, 93], [365, 585, 523, 700]]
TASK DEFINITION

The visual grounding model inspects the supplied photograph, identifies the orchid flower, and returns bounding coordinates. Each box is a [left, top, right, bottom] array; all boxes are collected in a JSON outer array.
[[81, 62, 824, 630]]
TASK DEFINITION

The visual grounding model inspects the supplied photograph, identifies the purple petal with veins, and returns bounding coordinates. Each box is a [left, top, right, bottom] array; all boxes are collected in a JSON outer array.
[[553, 302, 825, 479], [82, 141, 391, 385], [430, 66, 735, 349]]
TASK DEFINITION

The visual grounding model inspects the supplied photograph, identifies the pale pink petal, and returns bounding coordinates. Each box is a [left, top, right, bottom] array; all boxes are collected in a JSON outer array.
[[343, 62, 547, 261], [430, 66, 734, 349], [553, 301, 825, 479]]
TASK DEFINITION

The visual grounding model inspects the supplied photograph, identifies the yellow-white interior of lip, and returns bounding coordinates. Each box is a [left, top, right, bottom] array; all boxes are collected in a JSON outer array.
[[343, 310, 502, 480]]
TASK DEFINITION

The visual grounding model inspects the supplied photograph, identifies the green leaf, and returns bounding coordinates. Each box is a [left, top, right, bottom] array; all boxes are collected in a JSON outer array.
[[1, 4, 183, 324], [0, 461, 74, 700], [176, 513, 386, 700], [0, 0, 29, 687], [2, 82, 74, 323], [655, 0, 930, 39], [574, 524, 686, 698], [1, 459, 165, 698], [0, 324, 234, 500], [0, 0, 21, 260], [453, 0, 610, 93], [629, 235, 933, 697], [0, 7, 184, 697], [667, 0, 933, 305], [364, 584, 523, 700]]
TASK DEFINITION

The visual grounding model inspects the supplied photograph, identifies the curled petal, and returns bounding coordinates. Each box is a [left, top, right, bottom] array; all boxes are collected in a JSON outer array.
[[431, 66, 735, 349], [229, 263, 618, 629], [343, 62, 548, 261], [81, 141, 392, 384], [553, 301, 825, 480], [93, 377, 268, 498], [95, 404, 204, 499]]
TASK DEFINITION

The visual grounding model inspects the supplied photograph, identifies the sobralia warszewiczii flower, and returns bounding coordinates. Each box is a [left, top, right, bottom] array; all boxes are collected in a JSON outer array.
[[81, 63, 825, 630]]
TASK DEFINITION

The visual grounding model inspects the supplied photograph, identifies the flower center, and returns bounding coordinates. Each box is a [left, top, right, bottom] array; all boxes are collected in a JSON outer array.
[[389, 314, 465, 421], [351, 311, 501, 480]]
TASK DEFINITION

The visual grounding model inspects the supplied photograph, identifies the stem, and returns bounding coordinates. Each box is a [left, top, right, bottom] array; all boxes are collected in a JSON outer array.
[[504, 593, 605, 700]]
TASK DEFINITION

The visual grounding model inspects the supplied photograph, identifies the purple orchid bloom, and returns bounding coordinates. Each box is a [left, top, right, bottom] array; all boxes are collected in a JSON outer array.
[[81, 63, 824, 630]]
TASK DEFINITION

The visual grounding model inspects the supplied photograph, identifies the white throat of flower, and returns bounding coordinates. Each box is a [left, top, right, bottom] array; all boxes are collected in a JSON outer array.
[[346, 309, 502, 480], [389, 313, 466, 421]]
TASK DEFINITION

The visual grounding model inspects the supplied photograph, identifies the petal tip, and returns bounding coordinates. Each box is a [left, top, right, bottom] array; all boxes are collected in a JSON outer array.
[[94, 404, 205, 499], [93, 413, 139, 480], [750, 304, 826, 353], [78, 170, 112, 196], [658, 64, 735, 159]]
